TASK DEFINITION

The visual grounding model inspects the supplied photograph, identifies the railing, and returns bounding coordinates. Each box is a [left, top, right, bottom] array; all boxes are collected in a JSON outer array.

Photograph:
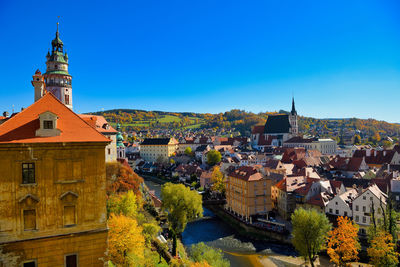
[[46, 82, 72, 88]]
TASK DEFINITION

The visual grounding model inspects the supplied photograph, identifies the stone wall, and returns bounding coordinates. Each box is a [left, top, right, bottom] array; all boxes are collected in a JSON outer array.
[[0, 229, 108, 266]]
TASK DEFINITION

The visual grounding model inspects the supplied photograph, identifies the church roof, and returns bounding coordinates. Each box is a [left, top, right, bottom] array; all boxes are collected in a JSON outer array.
[[264, 114, 291, 134], [141, 138, 172, 145], [0, 93, 110, 144]]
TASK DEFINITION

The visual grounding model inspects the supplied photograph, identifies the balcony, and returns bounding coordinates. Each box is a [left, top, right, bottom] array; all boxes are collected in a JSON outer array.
[[46, 82, 72, 88]]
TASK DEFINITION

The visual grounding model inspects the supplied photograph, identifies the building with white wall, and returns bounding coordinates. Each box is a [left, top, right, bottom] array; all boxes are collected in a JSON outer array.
[[284, 136, 337, 155]]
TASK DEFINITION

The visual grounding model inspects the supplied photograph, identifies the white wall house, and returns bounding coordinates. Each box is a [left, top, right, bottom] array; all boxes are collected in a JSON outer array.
[[352, 184, 387, 235], [325, 188, 358, 217], [284, 137, 337, 155]]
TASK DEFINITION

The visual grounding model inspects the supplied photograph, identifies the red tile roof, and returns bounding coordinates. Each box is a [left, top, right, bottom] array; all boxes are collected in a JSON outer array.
[[0, 93, 110, 144], [229, 166, 263, 181], [252, 125, 264, 134], [79, 114, 117, 134]]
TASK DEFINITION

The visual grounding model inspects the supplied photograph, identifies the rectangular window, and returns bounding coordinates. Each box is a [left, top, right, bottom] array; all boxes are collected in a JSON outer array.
[[64, 206, 76, 226], [329, 208, 332, 213], [355, 215, 359, 222], [363, 206, 366, 212], [22, 163, 35, 184], [65, 254, 78, 267], [344, 211, 348, 217], [355, 205, 359, 211], [43, 120, 53, 129], [108, 148, 111, 155], [335, 210, 339, 215], [23, 209, 36, 230], [65, 94, 70, 105], [23, 261, 37, 267], [363, 216, 366, 223]]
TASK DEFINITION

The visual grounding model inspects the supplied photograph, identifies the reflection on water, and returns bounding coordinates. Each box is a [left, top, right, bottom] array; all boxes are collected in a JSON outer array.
[[182, 208, 296, 267], [144, 179, 296, 267]]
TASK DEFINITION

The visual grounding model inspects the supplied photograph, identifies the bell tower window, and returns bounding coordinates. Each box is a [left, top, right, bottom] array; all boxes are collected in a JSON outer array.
[[65, 94, 70, 105]]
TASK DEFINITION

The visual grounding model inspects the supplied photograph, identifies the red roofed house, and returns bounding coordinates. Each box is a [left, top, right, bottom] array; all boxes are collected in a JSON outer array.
[[225, 166, 272, 221], [79, 114, 118, 162], [0, 93, 110, 266]]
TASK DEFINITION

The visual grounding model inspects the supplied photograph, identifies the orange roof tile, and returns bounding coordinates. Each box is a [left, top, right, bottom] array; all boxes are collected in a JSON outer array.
[[0, 93, 110, 144], [79, 114, 117, 134]]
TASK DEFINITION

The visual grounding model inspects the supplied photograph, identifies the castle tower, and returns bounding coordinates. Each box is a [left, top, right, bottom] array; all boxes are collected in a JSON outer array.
[[43, 23, 73, 109], [32, 69, 45, 102], [289, 97, 298, 135]]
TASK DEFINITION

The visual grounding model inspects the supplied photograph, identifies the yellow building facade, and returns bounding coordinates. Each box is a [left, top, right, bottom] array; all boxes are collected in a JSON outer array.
[[0, 93, 110, 267], [226, 166, 272, 220], [140, 138, 178, 162]]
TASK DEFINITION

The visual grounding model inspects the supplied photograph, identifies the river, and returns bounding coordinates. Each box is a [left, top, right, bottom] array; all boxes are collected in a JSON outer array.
[[144, 178, 297, 267]]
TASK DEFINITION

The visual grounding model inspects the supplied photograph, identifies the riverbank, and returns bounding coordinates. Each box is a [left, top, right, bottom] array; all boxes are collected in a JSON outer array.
[[205, 205, 292, 245], [143, 176, 299, 267]]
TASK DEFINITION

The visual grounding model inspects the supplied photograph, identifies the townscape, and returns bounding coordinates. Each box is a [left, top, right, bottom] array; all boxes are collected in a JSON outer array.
[[1, 12, 400, 267]]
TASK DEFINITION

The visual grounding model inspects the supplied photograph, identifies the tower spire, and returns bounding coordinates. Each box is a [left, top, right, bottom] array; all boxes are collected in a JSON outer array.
[[291, 96, 297, 115]]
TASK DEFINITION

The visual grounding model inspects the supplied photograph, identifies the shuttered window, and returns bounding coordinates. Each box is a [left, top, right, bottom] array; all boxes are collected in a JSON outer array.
[[23, 209, 36, 230], [64, 206, 76, 226]]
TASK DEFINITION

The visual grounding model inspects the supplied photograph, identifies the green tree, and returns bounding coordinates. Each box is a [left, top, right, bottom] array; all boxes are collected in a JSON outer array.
[[189, 242, 229, 267], [206, 150, 221, 166], [161, 183, 203, 256], [185, 146, 193, 156], [353, 134, 361, 145], [291, 208, 331, 267], [107, 191, 138, 218]]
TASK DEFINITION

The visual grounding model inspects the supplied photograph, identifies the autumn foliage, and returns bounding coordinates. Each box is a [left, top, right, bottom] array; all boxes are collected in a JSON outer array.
[[108, 213, 145, 266], [367, 231, 399, 267], [106, 162, 143, 196], [327, 216, 360, 266]]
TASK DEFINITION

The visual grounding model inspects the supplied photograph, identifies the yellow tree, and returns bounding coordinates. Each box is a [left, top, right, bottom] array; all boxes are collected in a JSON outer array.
[[327, 216, 360, 266], [108, 214, 145, 266], [367, 231, 399, 267], [211, 166, 225, 194]]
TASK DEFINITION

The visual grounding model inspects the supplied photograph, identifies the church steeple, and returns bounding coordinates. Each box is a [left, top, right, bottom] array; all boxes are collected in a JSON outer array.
[[289, 97, 298, 135], [291, 97, 297, 116]]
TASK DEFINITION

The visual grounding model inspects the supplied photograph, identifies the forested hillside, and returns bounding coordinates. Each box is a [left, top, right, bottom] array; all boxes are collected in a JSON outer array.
[[90, 109, 400, 142]]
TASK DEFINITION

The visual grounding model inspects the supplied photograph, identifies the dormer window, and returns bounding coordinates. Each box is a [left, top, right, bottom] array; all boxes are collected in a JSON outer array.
[[43, 120, 53, 129], [35, 111, 61, 137]]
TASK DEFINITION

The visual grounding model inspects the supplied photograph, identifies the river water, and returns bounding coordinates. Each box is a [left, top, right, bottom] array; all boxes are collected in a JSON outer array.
[[144, 178, 297, 267]]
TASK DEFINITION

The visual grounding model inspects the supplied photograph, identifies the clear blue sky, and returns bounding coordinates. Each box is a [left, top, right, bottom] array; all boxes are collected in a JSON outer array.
[[1, 1, 400, 121]]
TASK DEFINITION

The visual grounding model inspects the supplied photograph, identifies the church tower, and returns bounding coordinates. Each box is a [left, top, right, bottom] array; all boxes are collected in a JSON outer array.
[[116, 123, 126, 160], [289, 97, 298, 135], [43, 23, 73, 109]]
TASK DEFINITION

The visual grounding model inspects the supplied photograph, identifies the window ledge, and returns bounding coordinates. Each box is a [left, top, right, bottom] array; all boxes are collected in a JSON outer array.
[[20, 183, 37, 187], [54, 179, 85, 184], [64, 224, 77, 228]]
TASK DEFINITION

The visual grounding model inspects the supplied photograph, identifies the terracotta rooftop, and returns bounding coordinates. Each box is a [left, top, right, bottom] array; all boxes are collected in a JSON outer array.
[[229, 166, 263, 181], [0, 93, 110, 144], [79, 114, 117, 134]]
